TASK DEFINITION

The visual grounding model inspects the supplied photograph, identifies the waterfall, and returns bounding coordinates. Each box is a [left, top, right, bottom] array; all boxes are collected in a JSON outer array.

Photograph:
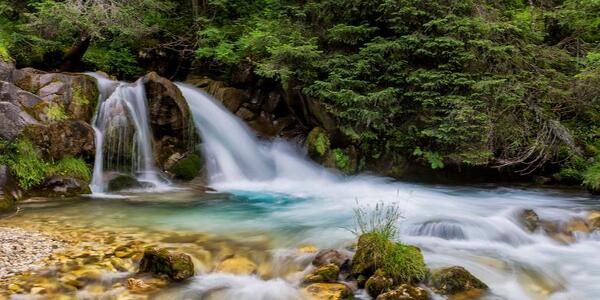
[[88, 73, 166, 193]]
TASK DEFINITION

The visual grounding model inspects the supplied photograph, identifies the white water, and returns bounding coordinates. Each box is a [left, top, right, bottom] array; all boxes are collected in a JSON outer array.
[[88, 73, 167, 193], [177, 83, 600, 300]]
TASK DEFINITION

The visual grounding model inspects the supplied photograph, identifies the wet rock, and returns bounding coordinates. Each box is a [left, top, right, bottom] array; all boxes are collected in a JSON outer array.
[[107, 174, 142, 192], [138, 247, 195, 281], [0, 59, 14, 81], [303, 263, 340, 284], [376, 284, 429, 300], [215, 255, 258, 275], [587, 211, 600, 231], [30, 176, 91, 198], [518, 209, 540, 232], [143, 72, 193, 168], [236, 107, 256, 121], [564, 218, 590, 234], [428, 266, 488, 296], [366, 269, 394, 297], [167, 153, 203, 181], [299, 245, 318, 254], [127, 278, 156, 294], [24, 120, 95, 161], [313, 249, 352, 269], [0, 101, 39, 140], [303, 282, 353, 300], [306, 127, 331, 163], [0, 81, 42, 108]]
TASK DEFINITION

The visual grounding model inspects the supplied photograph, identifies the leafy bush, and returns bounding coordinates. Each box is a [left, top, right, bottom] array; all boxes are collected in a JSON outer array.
[[83, 47, 143, 78]]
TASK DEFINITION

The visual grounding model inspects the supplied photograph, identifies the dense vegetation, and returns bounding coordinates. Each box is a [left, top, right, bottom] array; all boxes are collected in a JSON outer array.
[[1, 0, 600, 188]]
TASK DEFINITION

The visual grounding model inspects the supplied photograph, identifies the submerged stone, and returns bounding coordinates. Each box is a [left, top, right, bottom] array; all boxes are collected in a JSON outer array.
[[215, 255, 258, 275], [167, 153, 203, 181], [428, 266, 488, 296], [518, 209, 540, 232], [375, 284, 429, 300], [303, 282, 353, 300], [138, 247, 194, 281]]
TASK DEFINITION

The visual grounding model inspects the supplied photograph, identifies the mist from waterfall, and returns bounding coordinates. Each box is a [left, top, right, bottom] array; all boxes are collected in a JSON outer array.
[[176, 83, 600, 300], [88, 73, 166, 194]]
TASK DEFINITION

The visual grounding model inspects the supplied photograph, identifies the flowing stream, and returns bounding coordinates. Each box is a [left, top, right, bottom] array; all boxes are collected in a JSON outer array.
[[175, 83, 600, 299]]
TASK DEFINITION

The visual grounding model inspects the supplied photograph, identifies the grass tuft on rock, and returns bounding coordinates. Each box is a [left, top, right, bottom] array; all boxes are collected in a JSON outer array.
[[49, 156, 91, 181], [583, 161, 600, 193], [352, 202, 427, 284]]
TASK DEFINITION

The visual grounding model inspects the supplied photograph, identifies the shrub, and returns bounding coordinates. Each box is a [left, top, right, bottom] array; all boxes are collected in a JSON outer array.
[[583, 161, 600, 193], [48, 156, 91, 181]]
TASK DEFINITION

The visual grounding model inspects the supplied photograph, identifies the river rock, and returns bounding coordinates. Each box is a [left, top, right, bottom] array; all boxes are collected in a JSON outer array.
[[587, 211, 600, 231], [215, 255, 258, 275], [138, 247, 194, 281], [303, 263, 340, 284], [518, 209, 540, 232], [313, 249, 352, 269], [366, 269, 395, 297], [376, 284, 429, 300], [107, 174, 143, 192], [564, 218, 590, 234], [143, 72, 193, 168], [30, 176, 91, 198], [167, 153, 203, 181], [428, 266, 488, 296], [303, 282, 353, 300], [0, 101, 39, 140], [24, 120, 95, 161]]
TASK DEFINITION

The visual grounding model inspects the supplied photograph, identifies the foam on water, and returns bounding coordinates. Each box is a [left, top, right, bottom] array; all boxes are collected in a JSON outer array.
[[177, 83, 600, 299]]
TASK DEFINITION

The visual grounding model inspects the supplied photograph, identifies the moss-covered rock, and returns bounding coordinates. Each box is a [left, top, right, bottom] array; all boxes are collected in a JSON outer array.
[[351, 233, 427, 285], [366, 269, 394, 297], [138, 247, 194, 282], [107, 174, 142, 192], [303, 263, 340, 284], [30, 176, 91, 198], [167, 153, 203, 181], [428, 266, 488, 296], [307, 127, 331, 163], [303, 283, 353, 300], [375, 284, 429, 300]]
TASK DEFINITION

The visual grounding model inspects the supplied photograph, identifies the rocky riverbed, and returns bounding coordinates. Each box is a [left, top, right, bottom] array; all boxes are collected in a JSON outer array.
[[0, 227, 65, 279]]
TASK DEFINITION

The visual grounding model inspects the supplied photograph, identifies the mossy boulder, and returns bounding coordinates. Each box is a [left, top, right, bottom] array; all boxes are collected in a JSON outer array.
[[428, 266, 488, 296], [306, 127, 331, 163], [351, 233, 427, 285], [138, 247, 194, 281], [366, 269, 394, 297], [107, 174, 142, 192], [303, 263, 340, 284], [167, 153, 203, 181], [375, 284, 429, 300], [303, 283, 353, 300]]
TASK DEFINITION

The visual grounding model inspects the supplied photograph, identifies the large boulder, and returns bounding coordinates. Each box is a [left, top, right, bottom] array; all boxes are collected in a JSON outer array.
[[143, 72, 193, 169], [12, 69, 98, 122], [166, 153, 203, 181], [428, 266, 488, 296], [24, 120, 95, 161], [107, 174, 143, 192], [138, 247, 195, 281], [0, 102, 39, 140], [0, 81, 42, 109], [30, 176, 91, 198]]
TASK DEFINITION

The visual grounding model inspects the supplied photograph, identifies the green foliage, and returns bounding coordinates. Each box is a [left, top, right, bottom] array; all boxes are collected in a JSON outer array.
[[83, 47, 143, 78], [332, 148, 349, 170], [1, 139, 48, 190], [46, 102, 68, 121], [583, 160, 600, 193], [352, 203, 427, 284], [48, 156, 91, 181]]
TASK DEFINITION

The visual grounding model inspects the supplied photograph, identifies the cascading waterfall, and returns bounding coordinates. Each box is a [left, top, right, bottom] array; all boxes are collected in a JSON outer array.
[[88, 73, 166, 193], [176, 83, 600, 300]]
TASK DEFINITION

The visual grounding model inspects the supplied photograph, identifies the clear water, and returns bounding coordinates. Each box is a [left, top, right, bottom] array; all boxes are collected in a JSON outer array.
[[52, 79, 600, 299]]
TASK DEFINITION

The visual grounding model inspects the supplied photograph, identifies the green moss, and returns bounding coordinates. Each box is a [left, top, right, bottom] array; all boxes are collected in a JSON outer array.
[[307, 127, 331, 161], [332, 148, 349, 170], [47, 103, 68, 122], [303, 263, 340, 284], [72, 86, 90, 106], [169, 153, 203, 180], [0, 28, 12, 62], [429, 266, 488, 295]]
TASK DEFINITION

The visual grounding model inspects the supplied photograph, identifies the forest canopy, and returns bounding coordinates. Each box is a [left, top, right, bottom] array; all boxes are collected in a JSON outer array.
[[1, 0, 600, 184]]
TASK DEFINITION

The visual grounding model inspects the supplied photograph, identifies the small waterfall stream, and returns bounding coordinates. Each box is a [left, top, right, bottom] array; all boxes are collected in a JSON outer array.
[[88, 73, 166, 193]]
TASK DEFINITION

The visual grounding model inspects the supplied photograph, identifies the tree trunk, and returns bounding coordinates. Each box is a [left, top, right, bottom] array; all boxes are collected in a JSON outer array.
[[60, 34, 91, 72]]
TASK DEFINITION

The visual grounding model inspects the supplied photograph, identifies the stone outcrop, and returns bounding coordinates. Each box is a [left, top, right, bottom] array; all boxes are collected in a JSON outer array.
[[24, 120, 95, 161], [143, 72, 194, 169], [0, 102, 38, 140]]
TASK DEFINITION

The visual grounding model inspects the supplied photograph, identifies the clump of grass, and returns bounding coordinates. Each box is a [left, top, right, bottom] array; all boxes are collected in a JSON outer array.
[[583, 161, 600, 193], [351, 202, 427, 284], [4, 139, 48, 190], [48, 156, 91, 181]]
